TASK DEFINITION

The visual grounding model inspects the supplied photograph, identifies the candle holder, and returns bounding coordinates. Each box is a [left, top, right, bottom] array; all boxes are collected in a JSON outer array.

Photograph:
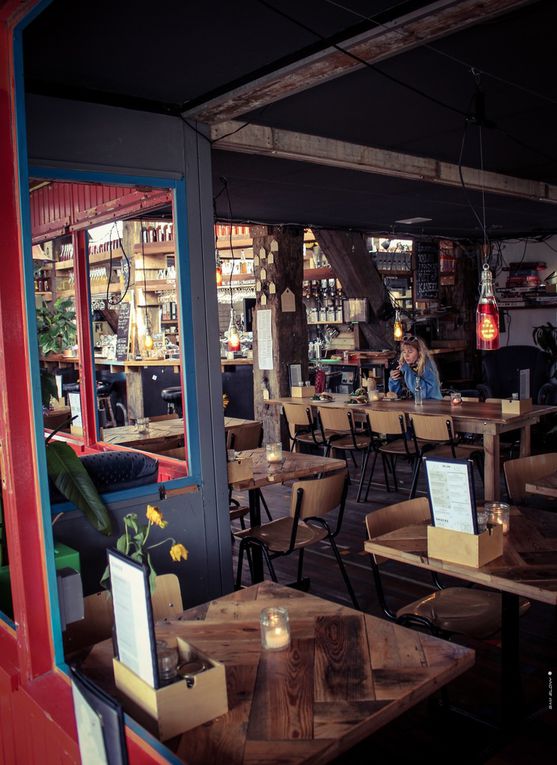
[[260, 606, 290, 651], [450, 391, 462, 406], [157, 646, 179, 684], [136, 416, 150, 435], [265, 442, 283, 464], [485, 501, 511, 534]]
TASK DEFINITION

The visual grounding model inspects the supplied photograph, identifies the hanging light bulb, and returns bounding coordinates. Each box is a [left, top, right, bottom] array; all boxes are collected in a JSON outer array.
[[215, 250, 223, 286], [227, 307, 241, 352], [393, 310, 404, 341], [144, 333, 154, 351], [476, 263, 499, 351]]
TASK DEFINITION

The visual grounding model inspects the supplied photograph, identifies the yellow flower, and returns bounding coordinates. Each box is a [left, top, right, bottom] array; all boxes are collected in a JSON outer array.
[[146, 504, 167, 528], [170, 543, 189, 562]]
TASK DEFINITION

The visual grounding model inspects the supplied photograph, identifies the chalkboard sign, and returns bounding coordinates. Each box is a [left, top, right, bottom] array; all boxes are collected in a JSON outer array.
[[115, 302, 131, 361], [415, 240, 439, 300]]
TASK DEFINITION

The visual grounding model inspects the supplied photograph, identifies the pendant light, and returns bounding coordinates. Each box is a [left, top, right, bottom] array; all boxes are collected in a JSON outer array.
[[227, 307, 241, 352], [393, 310, 404, 341], [215, 249, 223, 286], [476, 262, 499, 350]]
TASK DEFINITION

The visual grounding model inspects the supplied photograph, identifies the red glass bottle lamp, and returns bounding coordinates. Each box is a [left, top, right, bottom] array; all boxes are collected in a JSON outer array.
[[476, 264, 499, 351]]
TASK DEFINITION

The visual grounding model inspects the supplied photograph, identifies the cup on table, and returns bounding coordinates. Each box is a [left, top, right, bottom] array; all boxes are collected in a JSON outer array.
[[135, 416, 150, 434], [260, 606, 290, 651], [450, 391, 462, 406], [265, 442, 283, 464], [485, 501, 511, 534]]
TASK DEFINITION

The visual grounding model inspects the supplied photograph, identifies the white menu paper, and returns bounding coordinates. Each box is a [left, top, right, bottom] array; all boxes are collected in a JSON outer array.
[[424, 457, 477, 534], [257, 308, 273, 370]]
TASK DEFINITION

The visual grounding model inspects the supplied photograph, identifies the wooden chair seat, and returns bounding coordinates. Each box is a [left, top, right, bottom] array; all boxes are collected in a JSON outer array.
[[397, 588, 529, 640], [504, 452, 557, 504], [326, 433, 373, 451], [235, 516, 328, 554], [229, 504, 250, 523]]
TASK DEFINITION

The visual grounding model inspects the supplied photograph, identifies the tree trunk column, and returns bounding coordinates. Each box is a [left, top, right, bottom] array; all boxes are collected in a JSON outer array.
[[250, 225, 306, 444]]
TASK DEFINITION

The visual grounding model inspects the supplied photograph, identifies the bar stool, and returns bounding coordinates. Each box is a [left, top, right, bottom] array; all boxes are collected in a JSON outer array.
[[161, 386, 183, 417], [63, 381, 116, 428]]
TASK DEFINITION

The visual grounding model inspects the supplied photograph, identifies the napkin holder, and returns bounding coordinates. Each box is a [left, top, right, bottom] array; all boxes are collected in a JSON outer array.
[[291, 385, 315, 398], [501, 397, 532, 414], [113, 637, 228, 740], [427, 524, 503, 568], [227, 456, 253, 483]]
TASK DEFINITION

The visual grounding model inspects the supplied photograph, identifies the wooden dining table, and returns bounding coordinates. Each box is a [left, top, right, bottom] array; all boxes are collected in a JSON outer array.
[[364, 506, 557, 726], [101, 416, 256, 449], [269, 395, 557, 500], [230, 448, 346, 581], [80, 581, 475, 765]]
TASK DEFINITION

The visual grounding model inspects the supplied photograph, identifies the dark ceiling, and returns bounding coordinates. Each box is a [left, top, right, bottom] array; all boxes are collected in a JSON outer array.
[[23, 0, 557, 240]]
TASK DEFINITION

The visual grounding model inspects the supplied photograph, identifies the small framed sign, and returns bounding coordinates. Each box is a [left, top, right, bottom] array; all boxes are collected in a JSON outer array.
[[71, 666, 129, 765], [424, 457, 478, 534], [107, 549, 159, 688]]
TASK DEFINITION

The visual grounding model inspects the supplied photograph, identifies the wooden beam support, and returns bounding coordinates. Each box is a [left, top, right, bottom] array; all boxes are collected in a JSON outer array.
[[186, 0, 535, 123], [210, 121, 557, 206]]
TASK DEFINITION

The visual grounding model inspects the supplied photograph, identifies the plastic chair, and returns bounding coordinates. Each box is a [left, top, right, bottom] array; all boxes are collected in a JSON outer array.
[[408, 413, 484, 498], [235, 469, 359, 609], [365, 497, 529, 638], [362, 409, 417, 500]]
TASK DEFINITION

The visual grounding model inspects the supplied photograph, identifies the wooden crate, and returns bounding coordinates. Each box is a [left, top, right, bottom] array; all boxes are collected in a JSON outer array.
[[290, 385, 315, 398], [427, 524, 503, 568], [113, 637, 228, 740], [501, 398, 532, 414], [227, 456, 253, 483]]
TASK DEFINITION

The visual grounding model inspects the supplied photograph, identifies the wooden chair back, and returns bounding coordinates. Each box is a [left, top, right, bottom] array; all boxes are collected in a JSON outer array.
[[365, 497, 431, 565], [63, 590, 113, 653], [317, 406, 351, 434], [409, 413, 453, 442], [226, 421, 263, 451], [504, 452, 557, 503], [367, 409, 407, 437], [282, 404, 313, 440], [151, 573, 184, 621], [290, 469, 348, 520]]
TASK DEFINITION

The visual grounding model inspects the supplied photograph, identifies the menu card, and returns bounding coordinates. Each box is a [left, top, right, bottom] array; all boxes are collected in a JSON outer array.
[[424, 457, 478, 534]]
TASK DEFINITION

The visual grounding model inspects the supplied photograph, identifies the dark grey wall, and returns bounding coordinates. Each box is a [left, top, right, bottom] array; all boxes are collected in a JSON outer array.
[[26, 94, 233, 606]]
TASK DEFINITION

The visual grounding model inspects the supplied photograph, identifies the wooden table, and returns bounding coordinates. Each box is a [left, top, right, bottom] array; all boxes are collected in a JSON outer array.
[[270, 395, 557, 500], [525, 472, 557, 498], [230, 449, 346, 581], [364, 507, 557, 726], [102, 416, 256, 450], [82, 582, 475, 765]]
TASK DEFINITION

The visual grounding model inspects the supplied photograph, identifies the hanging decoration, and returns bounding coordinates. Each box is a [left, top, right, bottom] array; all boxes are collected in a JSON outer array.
[[476, 262, 499, 350], [215, 250, 222, 286], [227, 307, 241, 352]]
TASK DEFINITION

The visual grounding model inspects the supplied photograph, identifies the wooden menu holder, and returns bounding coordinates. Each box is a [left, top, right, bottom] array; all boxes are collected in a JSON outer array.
[[113, 637, 228, 740], [290, 385, 315, 398], [427, 524, 503, 568], [501, 398, 532, 414], [227, 456, 253, 483]]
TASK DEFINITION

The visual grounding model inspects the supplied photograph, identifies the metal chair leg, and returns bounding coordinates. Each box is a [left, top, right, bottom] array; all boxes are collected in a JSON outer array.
[[364, 452, 379, 502], [328, 535, 360, 610], [356, 448, 371, 502]]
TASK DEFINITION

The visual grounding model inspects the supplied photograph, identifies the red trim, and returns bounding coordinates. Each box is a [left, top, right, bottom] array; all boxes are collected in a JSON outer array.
[[0, 13, 54, 680], [74, 229, 98, 445]]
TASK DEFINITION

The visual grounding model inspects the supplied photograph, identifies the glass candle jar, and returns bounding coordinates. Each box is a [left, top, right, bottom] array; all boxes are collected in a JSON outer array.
[[450, 391, 462, 406], [157, 646, 179, 683], [135, 416, 150, 434], [260, 606, 290, 651], [265, 442, 283, 464], [485, 501, 511, 534]]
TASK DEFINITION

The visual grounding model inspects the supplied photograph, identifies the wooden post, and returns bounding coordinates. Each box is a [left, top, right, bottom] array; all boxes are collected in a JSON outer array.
[[251, 225, 306, 444]]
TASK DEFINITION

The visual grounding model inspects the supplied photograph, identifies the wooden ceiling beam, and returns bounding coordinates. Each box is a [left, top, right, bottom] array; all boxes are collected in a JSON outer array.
[[185, 0, 535, 123], [210, 121, 557, 205]]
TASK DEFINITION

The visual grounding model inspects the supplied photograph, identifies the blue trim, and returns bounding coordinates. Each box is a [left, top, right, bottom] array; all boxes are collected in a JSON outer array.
[[12, 22, 65, 663], [0, 613, 17, 630], [174, 181, 202, 481], [28, 165, 180, 189]]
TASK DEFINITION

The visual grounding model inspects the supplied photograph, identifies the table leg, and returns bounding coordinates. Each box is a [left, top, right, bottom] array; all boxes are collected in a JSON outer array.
[[483, 434, 500, 501], [248, 489, 264, 582], [501, 591, 522, 729], [519, 424, 531, 457]]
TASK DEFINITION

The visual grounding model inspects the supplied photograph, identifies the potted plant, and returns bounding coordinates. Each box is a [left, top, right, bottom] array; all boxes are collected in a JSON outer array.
[[36, 297, 77, 356]]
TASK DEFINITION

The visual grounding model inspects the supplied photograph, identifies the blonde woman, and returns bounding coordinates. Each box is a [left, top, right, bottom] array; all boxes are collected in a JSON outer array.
[[389, 335, 442, 400]]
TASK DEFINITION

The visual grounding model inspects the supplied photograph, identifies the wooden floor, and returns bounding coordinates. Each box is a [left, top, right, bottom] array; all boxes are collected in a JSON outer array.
[[231, 451, 557, 765]]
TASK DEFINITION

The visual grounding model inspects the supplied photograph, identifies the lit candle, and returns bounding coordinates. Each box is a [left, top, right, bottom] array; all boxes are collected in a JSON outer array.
[[266, 442, 283, 463], [260, 606, 290, 651], [485, 502, 511, 534]]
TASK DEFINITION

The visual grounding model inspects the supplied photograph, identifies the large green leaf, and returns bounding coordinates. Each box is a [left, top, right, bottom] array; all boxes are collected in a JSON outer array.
[[46, 442, 112, 535]]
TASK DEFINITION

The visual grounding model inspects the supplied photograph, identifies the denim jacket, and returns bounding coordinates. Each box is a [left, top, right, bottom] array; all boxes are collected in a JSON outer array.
[[388, 358, 442, 400]]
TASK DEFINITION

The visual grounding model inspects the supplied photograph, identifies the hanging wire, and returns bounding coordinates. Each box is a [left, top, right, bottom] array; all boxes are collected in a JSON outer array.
[[139, 221, 152, 339]]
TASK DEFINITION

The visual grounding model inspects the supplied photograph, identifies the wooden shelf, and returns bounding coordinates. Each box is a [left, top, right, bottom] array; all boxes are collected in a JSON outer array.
[[307, 321, 344, 325], [55, 250, 124, 270], [379, 269, 412, 276], [303, 267, 335, 281], [57, 284, 122, 298], [133, 241, 175, 256], [499, 303, 557, 310], [35, 291, 52, 300]]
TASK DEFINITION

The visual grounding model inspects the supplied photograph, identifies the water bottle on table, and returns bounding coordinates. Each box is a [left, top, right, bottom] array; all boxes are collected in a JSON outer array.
[[414, 376, 423, 405]]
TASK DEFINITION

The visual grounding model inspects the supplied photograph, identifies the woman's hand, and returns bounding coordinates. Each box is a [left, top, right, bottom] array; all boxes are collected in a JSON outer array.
[[390, 365, 402, 380]]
